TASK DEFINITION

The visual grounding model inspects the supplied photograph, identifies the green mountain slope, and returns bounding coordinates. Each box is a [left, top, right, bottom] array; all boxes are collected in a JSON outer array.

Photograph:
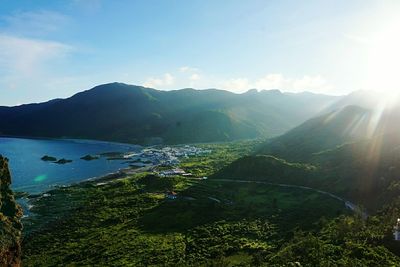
[[258, 105, 373, 162], [215, 101, 400, 210], [309, 132, 400, 209], [211, 155, 316, 185], [0, 83, 338, 144]]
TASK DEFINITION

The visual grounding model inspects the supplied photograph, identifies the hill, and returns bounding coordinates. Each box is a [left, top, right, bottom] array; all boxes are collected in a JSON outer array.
[[309, 132, 400, 209], [0, 83, 338, 144], [322, 90, 382, 113], [216, 101, 400, 210], [258, 105, 373, 162], [210, 155, 316, 185]]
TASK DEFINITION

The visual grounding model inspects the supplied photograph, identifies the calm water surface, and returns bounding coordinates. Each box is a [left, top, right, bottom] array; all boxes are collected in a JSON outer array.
[[0, 137, 140, 193]]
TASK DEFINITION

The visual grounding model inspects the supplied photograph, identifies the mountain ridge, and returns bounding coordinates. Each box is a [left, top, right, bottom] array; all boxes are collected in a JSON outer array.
[[0, 82, 340, 145]]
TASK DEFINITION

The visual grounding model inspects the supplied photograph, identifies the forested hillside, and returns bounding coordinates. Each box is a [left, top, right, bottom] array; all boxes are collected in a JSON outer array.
[[216, 100, 400, 211], [0, 83, 338, 144]]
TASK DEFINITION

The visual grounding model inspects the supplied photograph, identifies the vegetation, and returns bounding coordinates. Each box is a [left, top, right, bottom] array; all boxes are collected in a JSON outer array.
[[209, 104, 400, 212], [54, 158, 73, 164], [258, 105, 372, 162], [18, 140, 400, 266], [5, 94, 400, 266], [211, 155, 317, 186], [80, 154, 100, 161], [179, 139, 263, 177], [0, 82, 338, 144], [21, 173, 348, 266], [40, 155, 57, 162]]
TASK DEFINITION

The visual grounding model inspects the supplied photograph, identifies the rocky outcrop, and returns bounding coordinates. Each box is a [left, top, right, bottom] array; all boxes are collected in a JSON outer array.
[[0, 156, 22, 267]]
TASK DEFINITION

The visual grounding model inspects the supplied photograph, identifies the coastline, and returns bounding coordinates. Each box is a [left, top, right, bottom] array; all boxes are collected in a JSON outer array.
[[1, 136, 146, 195], [0, 135, 143, 149], [17, 165, 146, 218], [19, 164, 141, 196]]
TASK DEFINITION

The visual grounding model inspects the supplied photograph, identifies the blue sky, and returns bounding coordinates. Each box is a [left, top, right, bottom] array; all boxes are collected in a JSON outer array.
[[0, 0, 399, 105]]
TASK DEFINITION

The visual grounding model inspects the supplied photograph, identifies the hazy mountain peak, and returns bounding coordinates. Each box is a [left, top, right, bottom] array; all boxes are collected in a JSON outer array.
[[260, 89, 282, 94], [244, 88, 258, 94]]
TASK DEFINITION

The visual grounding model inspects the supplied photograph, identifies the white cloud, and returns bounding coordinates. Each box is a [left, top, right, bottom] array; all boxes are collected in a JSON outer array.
[[190, 73, 201, 81], [179, 66, 199, 73], [292, 75, 333, 92], [0, 11, 77, 105], [143, 73, 175, 88], [220, 73, 334, 94], [220, 78, 251, 93], [143, 68, 333, 94], [0, 34, 72, 77], [254, 74, 289, 90], [164, 73, 174, 85]]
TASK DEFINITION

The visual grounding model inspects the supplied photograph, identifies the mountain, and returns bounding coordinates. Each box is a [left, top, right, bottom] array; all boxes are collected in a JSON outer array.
[[258, 105, 373, 162], [308, 131, 400, 209], [322, 90, 382, 112], [215, 99, 400, 210], [258, 89, 400, 162], [0, 83, 339, 144], [0, 156, 22, 266], [211, 155, 316, 185]]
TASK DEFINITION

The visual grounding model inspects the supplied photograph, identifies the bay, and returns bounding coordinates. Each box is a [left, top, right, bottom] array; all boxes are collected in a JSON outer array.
[[0, 137, 140, 193]]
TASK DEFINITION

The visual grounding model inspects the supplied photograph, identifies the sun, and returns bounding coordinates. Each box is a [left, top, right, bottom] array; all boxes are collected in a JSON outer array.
[[365, 16, 400, 98]]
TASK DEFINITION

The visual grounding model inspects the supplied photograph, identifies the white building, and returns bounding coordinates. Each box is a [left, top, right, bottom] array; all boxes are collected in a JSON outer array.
[[394, 218, 400, 241]]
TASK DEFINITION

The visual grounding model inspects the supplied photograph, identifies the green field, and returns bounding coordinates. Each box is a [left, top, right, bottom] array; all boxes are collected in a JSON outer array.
[[20, 140, 400, 266], [21, 173, 347, 266], [178, 139, 263, 177]]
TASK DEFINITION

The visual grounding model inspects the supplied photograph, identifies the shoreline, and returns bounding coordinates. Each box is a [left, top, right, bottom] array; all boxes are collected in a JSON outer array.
[[18, 165, 137, 197], [17, 165, 143, 218], [0, 135, 143, 149], [3, 136, 147, 195]]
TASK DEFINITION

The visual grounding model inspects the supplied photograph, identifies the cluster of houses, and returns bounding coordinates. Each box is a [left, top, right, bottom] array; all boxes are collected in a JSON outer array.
[[128, 145, 211, 168], [124, 145, 212, 201], [159, 168, 187, 177]]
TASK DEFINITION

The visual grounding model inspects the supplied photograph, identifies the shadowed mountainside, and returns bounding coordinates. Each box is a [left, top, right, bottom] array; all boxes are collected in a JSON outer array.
[[0, 83, 339, 144], [214, 99, 400, 210], [258, 105, 373, 162]]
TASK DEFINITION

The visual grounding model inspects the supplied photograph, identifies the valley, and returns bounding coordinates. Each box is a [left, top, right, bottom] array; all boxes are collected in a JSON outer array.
[[18, 138, 400, 266], [2, 2, 400, 265], [20, 141, 349, 266], [3, 84, 400, 266]]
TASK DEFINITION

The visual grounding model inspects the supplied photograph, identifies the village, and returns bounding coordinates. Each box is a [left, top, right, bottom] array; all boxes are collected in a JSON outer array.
[[123, 145, 212, 202], [125, 145, 211, 177]]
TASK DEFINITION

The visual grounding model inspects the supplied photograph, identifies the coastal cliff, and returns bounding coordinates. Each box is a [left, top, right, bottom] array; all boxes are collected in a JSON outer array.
[[0, 156, 22, 266]]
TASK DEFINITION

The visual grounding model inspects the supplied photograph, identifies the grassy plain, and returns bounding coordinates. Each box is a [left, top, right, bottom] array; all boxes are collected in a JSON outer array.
[[22, 174, 345, 266]]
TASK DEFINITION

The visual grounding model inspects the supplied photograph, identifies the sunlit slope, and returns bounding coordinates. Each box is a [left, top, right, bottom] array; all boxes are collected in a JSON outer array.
[[310, 132, 400, 209], [216, 102, 400, 210], [0, 83, 338, 144], [258, 105, 373, 162]]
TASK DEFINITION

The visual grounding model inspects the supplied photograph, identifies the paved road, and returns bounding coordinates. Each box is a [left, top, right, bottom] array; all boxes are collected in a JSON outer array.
[[210, 178, 368, 218]]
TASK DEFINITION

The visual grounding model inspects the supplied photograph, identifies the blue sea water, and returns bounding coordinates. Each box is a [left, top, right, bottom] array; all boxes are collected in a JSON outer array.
[[0, 137, 141, 193]]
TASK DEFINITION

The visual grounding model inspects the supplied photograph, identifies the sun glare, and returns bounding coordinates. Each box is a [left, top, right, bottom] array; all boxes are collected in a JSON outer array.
[[366, 16, 400, 98]]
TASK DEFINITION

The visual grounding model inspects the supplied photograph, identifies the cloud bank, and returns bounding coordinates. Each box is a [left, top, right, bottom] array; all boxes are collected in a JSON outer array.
[[142, 67, 334, 94]]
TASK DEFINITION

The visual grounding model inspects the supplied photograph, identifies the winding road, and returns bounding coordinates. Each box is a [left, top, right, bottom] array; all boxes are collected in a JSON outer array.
[[210, 178, 368, 218]]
